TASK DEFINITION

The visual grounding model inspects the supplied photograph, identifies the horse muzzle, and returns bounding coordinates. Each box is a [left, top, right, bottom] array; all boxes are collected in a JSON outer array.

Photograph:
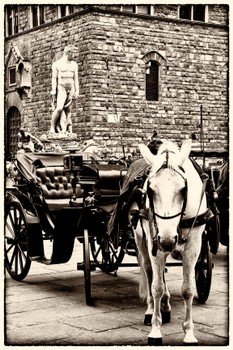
[[157, 234, 178, 252]]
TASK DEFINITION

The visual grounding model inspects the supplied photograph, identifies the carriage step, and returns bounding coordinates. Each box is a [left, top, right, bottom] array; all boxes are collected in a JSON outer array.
[[124, 241, 138, 256], [77, 261, 96, 271], [125, 249, 137, 256], [30, 256, 51, 264]]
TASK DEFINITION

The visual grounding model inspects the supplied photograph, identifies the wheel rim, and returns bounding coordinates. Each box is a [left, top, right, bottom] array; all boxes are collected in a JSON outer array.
[[5, 202, 31, 280], [195, 241, 212, 303], [90, 234, 125, 273]]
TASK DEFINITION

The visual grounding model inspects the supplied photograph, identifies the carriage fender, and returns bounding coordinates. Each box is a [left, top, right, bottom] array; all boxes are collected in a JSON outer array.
[[24, 210, 40, 224], [5, 191, 40, 224], [5, 191, 20, 206], [6, 191, 44, 257]]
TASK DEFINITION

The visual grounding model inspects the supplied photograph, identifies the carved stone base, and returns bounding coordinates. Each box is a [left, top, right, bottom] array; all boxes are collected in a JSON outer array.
[[40, 133, 80, 152]]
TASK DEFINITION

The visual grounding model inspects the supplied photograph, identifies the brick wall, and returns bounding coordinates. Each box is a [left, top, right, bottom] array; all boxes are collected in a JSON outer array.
[[5, 5, 228, 156]]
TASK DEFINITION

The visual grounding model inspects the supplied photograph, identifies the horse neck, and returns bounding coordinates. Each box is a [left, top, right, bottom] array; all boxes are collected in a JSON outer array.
[[183, 159, 207, 218]]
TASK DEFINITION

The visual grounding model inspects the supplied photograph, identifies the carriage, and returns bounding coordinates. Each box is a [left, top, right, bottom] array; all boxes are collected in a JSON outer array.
[[5, 143, 228, 306], [5, 139, 229, 345]]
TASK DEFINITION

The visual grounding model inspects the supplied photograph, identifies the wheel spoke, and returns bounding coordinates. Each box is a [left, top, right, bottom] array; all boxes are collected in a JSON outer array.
[[108, 243, 119, 261], [8, 210, 16, 232], [92, 240, 102, 260], [5, 202, 32, 280], [5, 242, 15, 255], [9, 245, 17, 269], [18, 243, 28, 261], [15, 247, 19, 275], [5, 220, 15, 237], [18, 247, 24, 272]]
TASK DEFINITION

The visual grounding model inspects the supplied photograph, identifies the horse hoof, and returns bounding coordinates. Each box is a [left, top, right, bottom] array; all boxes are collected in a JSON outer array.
[[144, 314, 152, 326], [161, 310, 171, 324], [148, 337, 163, 346]]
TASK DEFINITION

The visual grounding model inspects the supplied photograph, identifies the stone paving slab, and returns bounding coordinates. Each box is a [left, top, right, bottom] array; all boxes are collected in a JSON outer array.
[[4, 242, 229, 347]]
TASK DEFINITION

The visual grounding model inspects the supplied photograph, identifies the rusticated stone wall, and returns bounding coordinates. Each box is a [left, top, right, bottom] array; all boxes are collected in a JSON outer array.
[[5, 5, 228, 156]]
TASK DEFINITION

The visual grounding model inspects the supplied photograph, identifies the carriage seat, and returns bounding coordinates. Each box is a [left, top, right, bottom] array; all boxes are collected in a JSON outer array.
[[35, 164, 127, 210], [95, 165, 127, 199], [36, 167, 82, 210]]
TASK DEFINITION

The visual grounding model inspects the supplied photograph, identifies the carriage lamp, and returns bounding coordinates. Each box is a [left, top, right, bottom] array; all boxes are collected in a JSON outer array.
[[63, 154, 83, 205], [63, 154, 83, 172]]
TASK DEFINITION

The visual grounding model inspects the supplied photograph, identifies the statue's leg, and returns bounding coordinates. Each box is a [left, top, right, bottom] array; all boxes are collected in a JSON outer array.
[[50, 86, 66, 133], [60, 110, 67, 134], [66, 110, 72, 133]]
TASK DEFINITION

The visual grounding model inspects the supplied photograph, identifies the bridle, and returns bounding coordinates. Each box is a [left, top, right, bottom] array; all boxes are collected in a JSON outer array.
[[133, 149, 212, 256], [145, 150, 188, 254], [147, 160, 188, 222]]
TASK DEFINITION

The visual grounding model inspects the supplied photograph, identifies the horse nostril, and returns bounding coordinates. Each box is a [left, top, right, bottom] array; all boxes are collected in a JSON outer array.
[[157, 234, 178, 252]]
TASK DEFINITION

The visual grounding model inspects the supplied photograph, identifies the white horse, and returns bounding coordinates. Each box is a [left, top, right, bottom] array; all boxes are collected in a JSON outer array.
[[129, 139, 209, 345]]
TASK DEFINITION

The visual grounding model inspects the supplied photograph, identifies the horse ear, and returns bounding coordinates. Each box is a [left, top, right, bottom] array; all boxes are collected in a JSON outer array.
[[179, 139, 192, 165], [138, 144, 156, 165]]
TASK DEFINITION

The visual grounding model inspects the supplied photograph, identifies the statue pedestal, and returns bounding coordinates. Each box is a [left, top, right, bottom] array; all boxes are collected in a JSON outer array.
[[40, 133, 80, 152]]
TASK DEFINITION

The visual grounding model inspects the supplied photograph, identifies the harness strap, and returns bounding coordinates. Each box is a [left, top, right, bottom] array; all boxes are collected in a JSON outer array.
[[136, 207, 213, 229], [181, 172, 209, 239], [180, 208, 213, 229]]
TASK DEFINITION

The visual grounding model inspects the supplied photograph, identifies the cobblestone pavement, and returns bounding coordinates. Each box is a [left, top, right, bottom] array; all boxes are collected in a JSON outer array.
[[4, 242, 229, 347]]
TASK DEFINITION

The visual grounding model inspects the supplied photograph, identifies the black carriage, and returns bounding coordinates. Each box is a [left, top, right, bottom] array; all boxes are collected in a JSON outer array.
[[5, 150, 129, 304], [5, 147, 228, 305]]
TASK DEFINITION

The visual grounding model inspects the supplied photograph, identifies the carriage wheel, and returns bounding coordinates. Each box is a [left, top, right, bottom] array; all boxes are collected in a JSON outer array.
[[83, 229, 91, 305], [195, 236, 212, 304], [5, 202, 31, 281], [90, 233, 125, 273]]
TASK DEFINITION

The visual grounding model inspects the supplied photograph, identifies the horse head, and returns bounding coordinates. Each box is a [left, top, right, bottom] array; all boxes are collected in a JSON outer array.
[[139, 140, 192, 253]]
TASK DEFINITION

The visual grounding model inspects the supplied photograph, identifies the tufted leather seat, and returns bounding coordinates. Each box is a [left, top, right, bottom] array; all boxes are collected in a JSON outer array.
[[35, 164, 127, 210], [36, 167, 74, 199], [36, 167, 83, 210]]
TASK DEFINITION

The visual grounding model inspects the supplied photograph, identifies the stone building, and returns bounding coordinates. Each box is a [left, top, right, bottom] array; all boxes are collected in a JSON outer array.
[[4, 4, 229, 157]]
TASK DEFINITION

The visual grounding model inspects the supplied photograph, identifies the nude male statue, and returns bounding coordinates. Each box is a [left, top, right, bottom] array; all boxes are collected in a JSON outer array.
[[50, 46, 79, 134]]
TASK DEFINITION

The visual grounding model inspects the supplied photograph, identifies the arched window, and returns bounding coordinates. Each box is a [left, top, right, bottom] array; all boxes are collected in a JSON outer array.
[[142, 51, 166, 102], [146, 61, 159, 101]]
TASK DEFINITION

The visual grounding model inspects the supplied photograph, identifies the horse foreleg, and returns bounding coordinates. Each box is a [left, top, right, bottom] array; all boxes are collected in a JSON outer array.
[[161, 270, 171, 323], [181, 237, 201, 345], [148, 252, 166, 345], [134, 229, 153, 325]]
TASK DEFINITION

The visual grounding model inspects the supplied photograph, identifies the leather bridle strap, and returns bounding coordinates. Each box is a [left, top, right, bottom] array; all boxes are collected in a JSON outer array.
[[147, 167, 188, 221]]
